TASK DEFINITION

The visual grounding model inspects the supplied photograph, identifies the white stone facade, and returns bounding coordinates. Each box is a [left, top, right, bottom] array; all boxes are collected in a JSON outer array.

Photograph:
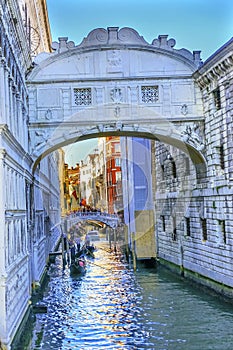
[[0, 1, 61, 348]]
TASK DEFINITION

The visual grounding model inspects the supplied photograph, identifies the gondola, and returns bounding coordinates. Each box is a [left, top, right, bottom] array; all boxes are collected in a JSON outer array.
[[70, 258, 86, 276], [75, 245, 95, 259]]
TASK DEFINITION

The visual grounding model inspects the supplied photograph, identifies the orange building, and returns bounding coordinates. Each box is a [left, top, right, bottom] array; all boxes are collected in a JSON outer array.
[[105, 136, 123, 214]]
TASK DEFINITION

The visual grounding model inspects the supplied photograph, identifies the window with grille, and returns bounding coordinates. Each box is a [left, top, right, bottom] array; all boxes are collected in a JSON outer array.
[[141, 86, 159, 103], [74, 88, 92, 105]]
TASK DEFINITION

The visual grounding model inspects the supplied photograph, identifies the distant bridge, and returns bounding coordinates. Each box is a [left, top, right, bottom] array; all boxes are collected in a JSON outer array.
[[64, 211, 120, 230]]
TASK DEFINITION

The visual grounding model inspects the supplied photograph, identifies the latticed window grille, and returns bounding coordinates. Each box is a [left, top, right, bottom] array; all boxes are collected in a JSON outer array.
[[74, 88, 92, 105], [141, 85, 159, 103]]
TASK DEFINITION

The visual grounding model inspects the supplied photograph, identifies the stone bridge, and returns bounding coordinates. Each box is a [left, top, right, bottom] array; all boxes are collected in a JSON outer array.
[[27, 26, 206, 174], [65, 212, 120, 229]]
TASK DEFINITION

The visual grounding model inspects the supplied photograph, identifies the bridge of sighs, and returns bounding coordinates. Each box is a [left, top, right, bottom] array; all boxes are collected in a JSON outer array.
[[27, 26, 206, 258]]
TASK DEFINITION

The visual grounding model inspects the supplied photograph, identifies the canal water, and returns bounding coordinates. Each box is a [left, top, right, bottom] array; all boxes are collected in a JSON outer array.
[[19, 241, 233, 350]]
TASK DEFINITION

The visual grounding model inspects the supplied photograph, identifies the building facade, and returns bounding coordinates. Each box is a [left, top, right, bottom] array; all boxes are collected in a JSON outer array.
[[105, 136, 122, 214], [155, 38, 233, 296], [0, 1, 62, 348]]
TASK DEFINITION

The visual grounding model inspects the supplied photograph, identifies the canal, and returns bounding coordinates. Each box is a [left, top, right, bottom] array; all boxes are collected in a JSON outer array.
[[17, 241, 233, 350]]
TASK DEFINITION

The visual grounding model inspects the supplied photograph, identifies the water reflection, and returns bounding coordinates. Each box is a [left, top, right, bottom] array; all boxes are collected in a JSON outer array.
[[28, 242, 233, 350]]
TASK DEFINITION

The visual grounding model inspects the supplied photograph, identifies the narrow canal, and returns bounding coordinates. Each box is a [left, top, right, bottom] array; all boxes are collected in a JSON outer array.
[[19, 241, 233, 350]]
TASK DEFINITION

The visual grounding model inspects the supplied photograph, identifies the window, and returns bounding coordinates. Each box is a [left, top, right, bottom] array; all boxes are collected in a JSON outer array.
[[141, 86, 159, 103], [201, 218, 207, 241], [172, 216, 177, 241], [161, 215, 165, 231], [172, 160, 177, 178], [116, 171, 121, 182], [213, 87, 221, 110], [115, 158, 121, 167], [218, 220, 226, 244], [185, 217, 191, 237], [74, 88, 92, 105], [185, 157, 190, 175], [114, 143, 121, 153], [161, 164, 165, 180], [220, 144, 225, 170]]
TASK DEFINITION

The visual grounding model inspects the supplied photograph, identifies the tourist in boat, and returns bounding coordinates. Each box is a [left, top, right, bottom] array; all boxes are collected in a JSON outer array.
[[76, 237, 81, 252], [85, 234, 90, 246], [70, 241, 76, 262]]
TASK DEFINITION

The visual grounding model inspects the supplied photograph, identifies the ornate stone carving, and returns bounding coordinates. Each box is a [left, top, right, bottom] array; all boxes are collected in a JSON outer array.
[[45, 109, 52, 119], [110, 86, 122, 103], [79, 27, 148, 47], [31, 130, 50, 151], [181, 123, 205, 150], [181, 104, 188, 115], [51, 37, 75, 53]]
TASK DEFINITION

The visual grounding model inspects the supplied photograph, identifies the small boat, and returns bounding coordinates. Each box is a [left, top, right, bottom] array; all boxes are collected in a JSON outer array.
[[86, 245, 95, 253], [70, 258, 86, 276], [75, 245, 95, 259]]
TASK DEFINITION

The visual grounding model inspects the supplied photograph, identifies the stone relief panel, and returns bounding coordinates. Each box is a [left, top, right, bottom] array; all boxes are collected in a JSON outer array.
[[30, 129, 51, 153], [180, 122, 205, 151], [110, 86, 123, 103], [107, 50, 122, 73]]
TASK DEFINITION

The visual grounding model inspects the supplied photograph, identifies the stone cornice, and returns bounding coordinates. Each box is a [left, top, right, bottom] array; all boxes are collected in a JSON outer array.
[[30, 27, 202, 77], [193, 38, 233, 89]]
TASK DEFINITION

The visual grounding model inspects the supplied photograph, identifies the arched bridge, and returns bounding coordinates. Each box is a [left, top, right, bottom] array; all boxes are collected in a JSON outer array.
[[27, 26, 206, 175], [65, 211, 120, 229]]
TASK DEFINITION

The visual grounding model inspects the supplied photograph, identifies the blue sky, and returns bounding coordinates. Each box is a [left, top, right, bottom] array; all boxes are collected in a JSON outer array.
[[46, 0, 233, 165], [47, 0, 233, 62]]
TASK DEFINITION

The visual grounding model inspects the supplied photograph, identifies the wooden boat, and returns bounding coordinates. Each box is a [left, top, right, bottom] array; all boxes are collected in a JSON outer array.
[[75, 245, 95, 259], [70, 258, 86, 276]]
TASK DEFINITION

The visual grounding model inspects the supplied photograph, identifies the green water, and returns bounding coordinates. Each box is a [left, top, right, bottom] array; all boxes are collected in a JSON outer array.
[[16, 243, 233, 350]]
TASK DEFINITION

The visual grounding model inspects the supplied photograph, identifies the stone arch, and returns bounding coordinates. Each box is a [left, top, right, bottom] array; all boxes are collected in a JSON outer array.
[[31, 103, 206, 175]]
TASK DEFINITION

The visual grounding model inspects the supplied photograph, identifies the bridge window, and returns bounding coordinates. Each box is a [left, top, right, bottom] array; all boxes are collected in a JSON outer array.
[[74, 88, 92, 105], [141, 86, 159, 103]]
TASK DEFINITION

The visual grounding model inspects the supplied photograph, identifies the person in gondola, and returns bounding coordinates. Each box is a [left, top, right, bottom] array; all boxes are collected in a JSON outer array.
[[76, 237, 81, 252], [70, 242, 76, 262], [85, 234, 90, 247]]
